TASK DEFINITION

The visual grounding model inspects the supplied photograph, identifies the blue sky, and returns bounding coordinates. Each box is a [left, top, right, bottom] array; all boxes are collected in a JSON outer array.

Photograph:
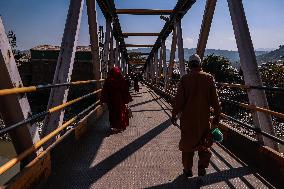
[[0, 0, 283, 50]]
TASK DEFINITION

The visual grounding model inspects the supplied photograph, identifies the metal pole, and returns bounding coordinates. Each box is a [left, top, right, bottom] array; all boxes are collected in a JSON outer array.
[[152, 56, 155, 83], [149, 57, 152, 82], [119, 52, 122, 68], [42, 0, 84, 148], [154, 52, 159, 84], [148, 63, 151, 82], [176, 20, 185, 77], [0, 17, 40, 167], [196, 0, 217, 59], [227, 0, 279, 150], [126, 63, 129, 74], [99, 25, 104, 79], [157, 47, 163, 85], [102, 18, 111, 78], [145, 64, 149, 81], [115, 40, 119, 67], [121, 55, 125, 74], [125, 56, 128, 74], [161, 40, 167, 90], [109, 23, 114, 69], [166, 26, 177, 90], [86, 0, 101, 84], [148, 58, 152, 82]]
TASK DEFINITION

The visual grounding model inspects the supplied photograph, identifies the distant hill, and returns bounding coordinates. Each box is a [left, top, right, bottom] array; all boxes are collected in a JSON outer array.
[[256, 45, 284, 63], [128, 48, 267, 64]]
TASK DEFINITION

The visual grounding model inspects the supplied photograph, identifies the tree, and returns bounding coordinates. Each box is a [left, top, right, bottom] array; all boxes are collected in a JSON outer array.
[[202, 54, 242, 83], [7, 30, 23, 61], [202, 54, 247, 117], [7, 30, 17, 53], [259, 62, 284, 113]]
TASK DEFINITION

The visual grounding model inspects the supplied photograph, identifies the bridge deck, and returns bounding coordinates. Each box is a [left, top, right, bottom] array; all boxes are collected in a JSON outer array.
[[45, 85, 275, 188]]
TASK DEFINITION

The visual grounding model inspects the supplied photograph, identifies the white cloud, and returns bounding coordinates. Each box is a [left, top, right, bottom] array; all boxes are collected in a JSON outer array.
[[183, 37, 195, 48], [165, 39, 172, 47], [219, 39, 224, 45], [227, 36, 235, 41]]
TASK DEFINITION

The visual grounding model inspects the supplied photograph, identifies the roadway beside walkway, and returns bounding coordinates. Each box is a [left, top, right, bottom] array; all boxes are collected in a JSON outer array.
[[44, 85, 275, 188]]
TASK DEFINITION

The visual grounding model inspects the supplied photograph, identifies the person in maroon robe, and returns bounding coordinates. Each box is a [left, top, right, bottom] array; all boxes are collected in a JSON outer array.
[[101, 67, 133, 133]]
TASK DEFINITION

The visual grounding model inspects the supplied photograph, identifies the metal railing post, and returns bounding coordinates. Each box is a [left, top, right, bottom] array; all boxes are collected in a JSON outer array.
[[109, 22, 114, 69], [227, 0, 279, 150], [42, 0, 84, 148], [86, 0, 101, 88], [102, 18, 111, 78], [196, 0, 217, 59], [161, 40, 167, 90], [166, 24, 177, 90], [0, 17, 40, 167], [176, 20, 185, 77], [153, 51, 158, 84]]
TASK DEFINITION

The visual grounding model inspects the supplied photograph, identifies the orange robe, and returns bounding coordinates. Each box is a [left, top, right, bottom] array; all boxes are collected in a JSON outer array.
[[172, 70, 220, 152]]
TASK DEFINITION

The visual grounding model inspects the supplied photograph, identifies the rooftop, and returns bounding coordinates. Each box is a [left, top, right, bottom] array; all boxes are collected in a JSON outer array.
[[31, 45, 91, 52]]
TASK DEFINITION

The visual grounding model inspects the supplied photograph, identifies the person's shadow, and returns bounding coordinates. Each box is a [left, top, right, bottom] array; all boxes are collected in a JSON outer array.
[[144, 174, 202, 189]]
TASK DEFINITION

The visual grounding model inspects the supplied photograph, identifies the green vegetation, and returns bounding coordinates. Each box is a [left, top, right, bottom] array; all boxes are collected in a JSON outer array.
[[202, 54, 284, 113], [7, 30, 24, 61], [202, 54, 242, 83], [200, 54, 284, 136], [7, 30, 17, 53], [259, 63, 284, 113], [202, 54, 247, 120]]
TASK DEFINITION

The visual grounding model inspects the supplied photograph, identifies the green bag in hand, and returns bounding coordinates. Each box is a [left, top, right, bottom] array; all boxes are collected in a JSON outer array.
[[211, 128, 223, 142]]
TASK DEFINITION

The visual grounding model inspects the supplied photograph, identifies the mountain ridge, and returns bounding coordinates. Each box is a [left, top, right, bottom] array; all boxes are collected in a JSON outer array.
[[256, 45, 284, 63], [128, 48, 268, 63]]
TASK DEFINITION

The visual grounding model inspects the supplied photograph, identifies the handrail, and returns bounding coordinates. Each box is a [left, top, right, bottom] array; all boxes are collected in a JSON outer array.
[[164, 82, 284, 93], [161, 84, 284, 120], [216, 82, 284, 93], [220, 113, 284, 145], [0, 79, 105, 96], [0, 89, 102, 136], [220, 98, 284, 120], [0, 102, 101, 175]]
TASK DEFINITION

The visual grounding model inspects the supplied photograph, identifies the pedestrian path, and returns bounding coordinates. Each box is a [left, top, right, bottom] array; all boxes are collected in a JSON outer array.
[[44, 85, 275, 188]]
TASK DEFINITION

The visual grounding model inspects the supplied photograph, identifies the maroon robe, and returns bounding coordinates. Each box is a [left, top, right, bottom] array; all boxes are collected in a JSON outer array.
[[101, 67, 133, 130]]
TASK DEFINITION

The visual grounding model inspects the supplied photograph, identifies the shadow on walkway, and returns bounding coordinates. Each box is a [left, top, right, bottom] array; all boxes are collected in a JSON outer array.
[[144, 165, 253, 189], [211, 146, 275, 189], [84, 119, 172, 188], [129, 97, 161, 108], [44, 114, 109, 188], [132, 109, 172, 113]]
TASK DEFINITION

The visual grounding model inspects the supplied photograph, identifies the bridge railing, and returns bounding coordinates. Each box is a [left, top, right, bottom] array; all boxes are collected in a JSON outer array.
[[0, 79, 104, 176], [144, 80, 284, 146], [0, 79, 104, 96]]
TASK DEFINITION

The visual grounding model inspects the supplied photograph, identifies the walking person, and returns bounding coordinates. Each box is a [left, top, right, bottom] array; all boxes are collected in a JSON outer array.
[[171, 54, 221, 177], [133, 75, 139, 93], [101, 67, 133, 133]]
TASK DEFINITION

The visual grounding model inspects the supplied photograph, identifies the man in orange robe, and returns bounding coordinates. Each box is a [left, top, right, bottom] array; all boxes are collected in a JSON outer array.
[[172, 54, 221, 177]]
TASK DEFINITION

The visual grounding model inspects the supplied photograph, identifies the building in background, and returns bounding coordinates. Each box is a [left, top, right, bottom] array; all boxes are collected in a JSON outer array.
[[18, 45, 96, 113]]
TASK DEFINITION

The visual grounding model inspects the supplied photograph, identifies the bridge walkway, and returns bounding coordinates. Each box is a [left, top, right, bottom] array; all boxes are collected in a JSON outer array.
[[44, 85, 275, 189]]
